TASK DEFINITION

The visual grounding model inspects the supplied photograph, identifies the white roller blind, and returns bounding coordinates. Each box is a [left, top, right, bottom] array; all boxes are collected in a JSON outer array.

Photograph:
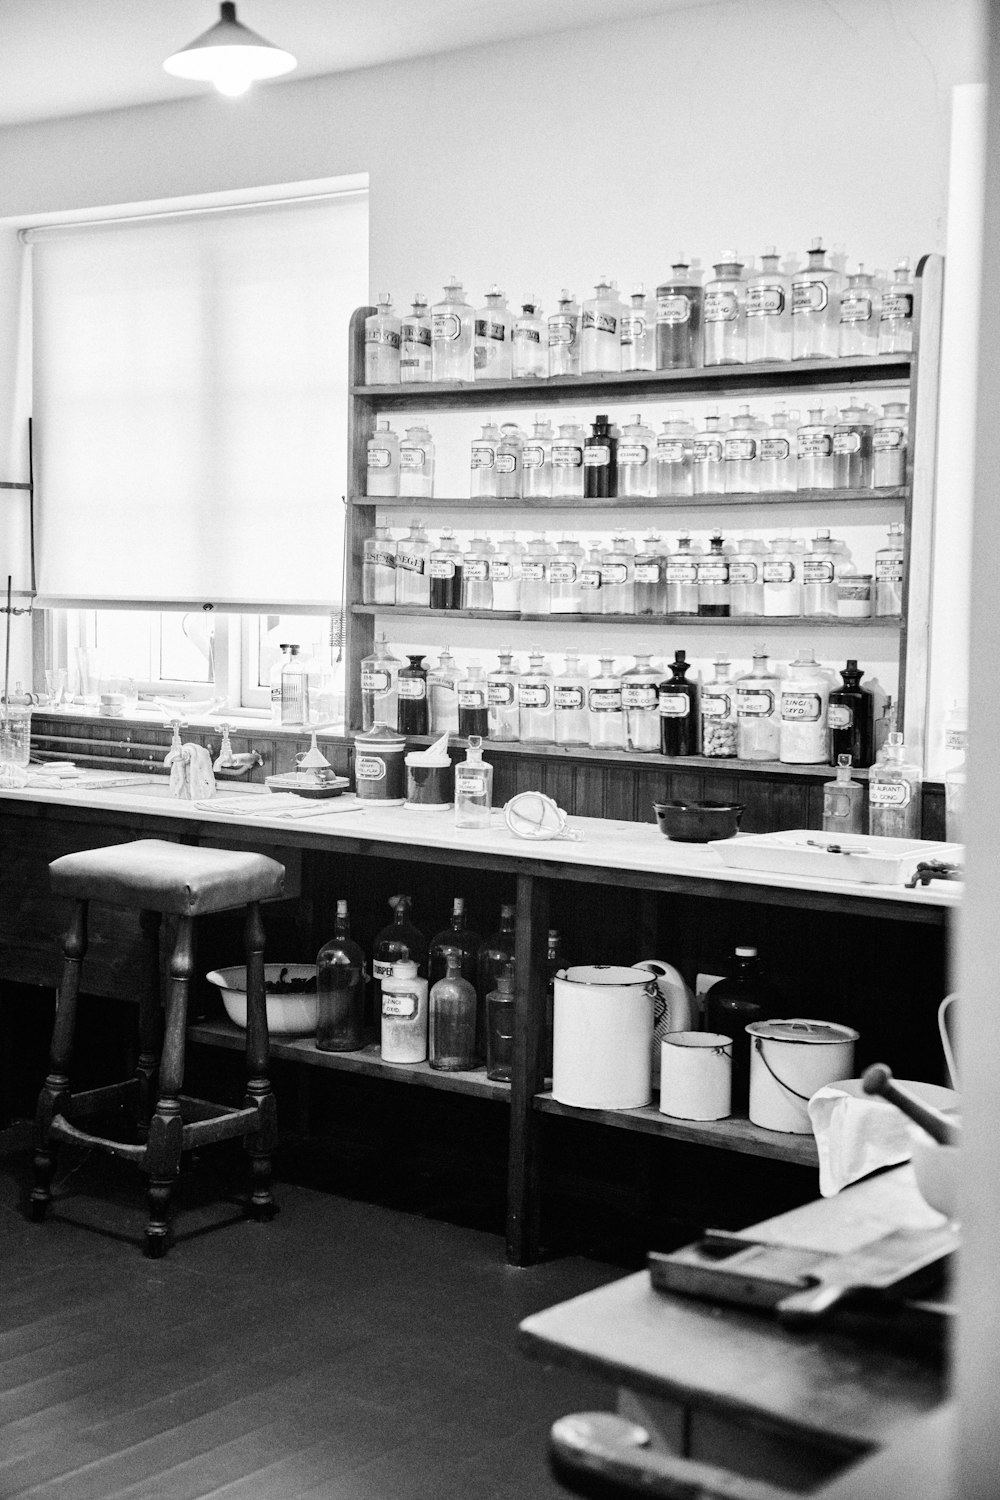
[[30, 191, 368, 609]]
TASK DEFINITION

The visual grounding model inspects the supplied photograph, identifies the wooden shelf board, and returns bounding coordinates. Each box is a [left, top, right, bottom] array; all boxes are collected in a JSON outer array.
[[351, 604, 902, 627], [355, 487, 907, 510], [188, 1020, 511, 1102], [533, 1091, 819, 1166]]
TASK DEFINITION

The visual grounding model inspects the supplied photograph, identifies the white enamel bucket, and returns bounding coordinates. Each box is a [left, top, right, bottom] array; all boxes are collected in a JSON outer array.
[[552, 965, 656, 1109], [659, 1032, 733, 1121], [747, 1018, 859, 1133]]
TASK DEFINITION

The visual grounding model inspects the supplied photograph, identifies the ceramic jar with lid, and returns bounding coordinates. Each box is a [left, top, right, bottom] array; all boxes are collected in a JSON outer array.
[[353, 723, 406, 805]]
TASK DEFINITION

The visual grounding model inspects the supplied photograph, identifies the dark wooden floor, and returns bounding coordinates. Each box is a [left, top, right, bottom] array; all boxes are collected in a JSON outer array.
[[0, 1126, 618, 1499]]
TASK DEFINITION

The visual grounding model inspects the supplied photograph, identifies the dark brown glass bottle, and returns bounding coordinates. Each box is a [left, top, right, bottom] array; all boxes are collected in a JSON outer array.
[[316, 900, 367, 1052], [705, 946, 781, 1113], [584, 414, 618, 499], [658, 650, 701, 756], [828, 659, 875, 768], [397, 654, 429, 734], [371, 894, 427, 1013]]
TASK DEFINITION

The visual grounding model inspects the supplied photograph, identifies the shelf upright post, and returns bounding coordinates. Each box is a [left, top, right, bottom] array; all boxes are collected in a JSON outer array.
[[345, 306, 377, 733], [506, 869, 550, 1265]]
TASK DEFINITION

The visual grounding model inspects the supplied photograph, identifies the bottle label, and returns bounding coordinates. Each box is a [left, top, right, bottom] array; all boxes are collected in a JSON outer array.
[[693, 439, 723, 463], [659, 692, 691, 717], [432, 312, 462, 342], [588, 687, 622, 712], [702, 691, 732, 719], [763, 560, 795, 583], [372, 958, 396, 979], [366, 327, 401, 348], [521, 561, 547, 581], [840, 292, 873, 323], [401, 323, 432, 348], [803, 560, 835, 583], [429, 558, 456, 579], [621, 314, 647, 343], [397, 551, 425, 574], [549, 561, 577, 583], [737, 688, 775, 717], [495, 452, 518, 474], [666, 560, 698, 583], [828, 704, 853, 729], [724, 437, 757, 462], [747, 284, 786, 317], [489, 681, 515, 707], [876, 558, 904, 581], [622, 684, 658, 709], [579, 566, 602, 590], [881, 292, 914, 322], [382, 990, 419, 1018], [601, 563, 628, 585], [657, 293, 691, 324], [729, 560, 759, 584], [555, 685, 585, 710], [792, 277, 829, 313], [356, 755, 386, 781], [582, 309, 618, 336], [618, 444, 649, 466], [870, 779, 912, 808], [522, 444, 545, 469], [367, 549, 396, 568], [552, 443, 583, 468], [459, 687, 486, 708], [874, 427, 905, 450], [697, 561, 729, 583], [760, 437, 790, 461], [514, 325, 541, 344], [368, 448, 392, 470], [519, 683, 551, 708], [781, 692, 822, 721], [399, 447, 426, 469], [584, 445, 611, 467], [656, 439, 686, 464], [833, 431, 862, 454], [465, 559, 490, 580], [704, 289, 739, 322], [488, 318, 507, 342], [798, 432, 833, 458], [548, 315, 578, 346], [634, 562, 661, 583], [471, 444, 496, 470], [362, 668, 391, 695], [490, 560, 513, 582], [946, 728, 967, 751], [457, 771, 487, 797], [824, 789, 856, 819], [398, 678, 426, 699]]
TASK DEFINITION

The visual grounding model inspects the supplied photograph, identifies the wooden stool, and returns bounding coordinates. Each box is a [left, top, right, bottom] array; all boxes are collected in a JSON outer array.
[[30, 838, 286, 1257]]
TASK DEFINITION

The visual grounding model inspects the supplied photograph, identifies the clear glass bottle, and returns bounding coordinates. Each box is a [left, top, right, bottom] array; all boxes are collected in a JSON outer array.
[[486, 966, 516, 1083], [838, 265, 880, 358], [474, 285, 512, 380], [579, 540, 603, 608], [487, 648, 520, 742], [656, 258, 703, 370], [372, 894, 427, 1007], [429, 952, 478, 1072], [454, 734, 493, 828], [518, 649, 555, 743], [617, 413, 657, 498], [658, 650, 700, 756], [868, 732, 922, 839], [547, 290, 580, 377], [779, 648, 831, 764], [729, 536, 767, 617], [634, 532, 667, 615], [697, 533, 730, 617], [620, 285, 655, 372], [943, 702, 967, 844], [703, 252, 747, 366], [428, 648, 460, 735], [656, 410, 694, 498], [584, 414, 617, 499], [428, 894, 481, 990], [364, 292, 401, 385], [397, 654, 429, 735], [791, 239, 843, 360], [588, 655, 625, 749], [874, 522, 905, 616], [399, 293, 432, 383], [361, 633, 400, 731], [461, 531, 494, 611], [316, 900, 367, 1052], [399, 423, 435, 498], [428, 528, 463, 611], [470, 419, 501, 499], [457, 659, 488, 739], [666, 532, 700, 615], [554, 650, 589, 746], [522, 417, 554, 499], [878, 258, 915, 355], [269, 643, 292, 724], [490, 533, 523, 613], [796, 407, 835, 490], [601, 533, 635, 615], [395, 518, 431, 608], [549, 535, 584, 615], [431, 277, 475, 382], [362, 523, 397, 606], [701, 656, 739, 758], [691, 408, 725, 494], [580, 277, 623, 374], [802, 529, 839, 618], [872, 402, 909, 488], [723, 405, 760, 493], [496, 421, 524, 500], [512, 300, 546, 379], [623, 652, 662, 752], [762, 535, 801, 616], [551, 421, 586, 498], [833, 404, 874, 489], [380, 959, 429, 1065], [736, 645, 781, 761], [759, 407, 797, 492], [822, 754, 864, 834], [828, 658, 875, 768], [280, 643, 308, 725], [520, 533, 553, 615], [746, 247, 792, 362], [367, 418, 400, 497]]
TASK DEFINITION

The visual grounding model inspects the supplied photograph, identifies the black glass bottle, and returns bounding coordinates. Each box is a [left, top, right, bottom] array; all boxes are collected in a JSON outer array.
[[429, 530, 463, 610], [705, 946, 781, 1113], [658, 649, 700, 756], [371, 894, 427, 1013], [584, 414, 618, 499], [828, 659, 875, 768], [397, 654, 429, 735], [316, 900, 368, 1052], [429, 897, 482, 991]]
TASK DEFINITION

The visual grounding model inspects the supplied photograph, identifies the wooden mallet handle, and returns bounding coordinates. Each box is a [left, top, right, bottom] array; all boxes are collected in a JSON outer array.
[[862, 1063, 961, 1146]]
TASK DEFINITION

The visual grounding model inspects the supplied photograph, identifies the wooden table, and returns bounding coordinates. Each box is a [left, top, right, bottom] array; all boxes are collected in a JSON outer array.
[[519, 1165, 949, 1493]]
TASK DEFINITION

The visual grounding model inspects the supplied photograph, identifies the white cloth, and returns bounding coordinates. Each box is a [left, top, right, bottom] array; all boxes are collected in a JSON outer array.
[[808, 1079, 960, 1197]]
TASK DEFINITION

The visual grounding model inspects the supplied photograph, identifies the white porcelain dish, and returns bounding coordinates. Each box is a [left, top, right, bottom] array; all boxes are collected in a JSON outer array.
[[206, 963, 318, 1035], [713, 831, 963, 886]]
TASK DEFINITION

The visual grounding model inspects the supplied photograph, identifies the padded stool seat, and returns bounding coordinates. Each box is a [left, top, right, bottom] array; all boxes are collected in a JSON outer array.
[[31, 837, 285, 1257]]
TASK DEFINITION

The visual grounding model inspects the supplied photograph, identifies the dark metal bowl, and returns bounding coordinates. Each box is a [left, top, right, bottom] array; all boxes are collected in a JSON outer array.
[[652, 799, 744, 843]]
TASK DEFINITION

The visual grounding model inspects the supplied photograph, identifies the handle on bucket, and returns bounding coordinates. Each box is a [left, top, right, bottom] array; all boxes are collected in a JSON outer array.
[[752, 1036, 816, 1103]]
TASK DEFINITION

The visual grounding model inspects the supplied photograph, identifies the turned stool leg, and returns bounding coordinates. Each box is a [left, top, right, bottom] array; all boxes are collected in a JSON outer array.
[[31, 899, 88, 1221], [243, 900, 278, 1222], [135, 909, 163, 1140], [144, 914, 192, 1257]]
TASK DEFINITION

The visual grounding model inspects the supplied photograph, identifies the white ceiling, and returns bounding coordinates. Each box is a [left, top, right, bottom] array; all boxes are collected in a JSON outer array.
[[0, 0, 706, 127]]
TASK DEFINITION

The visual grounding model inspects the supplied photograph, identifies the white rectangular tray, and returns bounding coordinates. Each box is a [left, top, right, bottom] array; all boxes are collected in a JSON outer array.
[[713, 830, 964, 886]]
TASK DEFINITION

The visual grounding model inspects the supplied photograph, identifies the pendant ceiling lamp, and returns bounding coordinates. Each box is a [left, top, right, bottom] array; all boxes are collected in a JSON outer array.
[[164, 3, 297, 97]]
